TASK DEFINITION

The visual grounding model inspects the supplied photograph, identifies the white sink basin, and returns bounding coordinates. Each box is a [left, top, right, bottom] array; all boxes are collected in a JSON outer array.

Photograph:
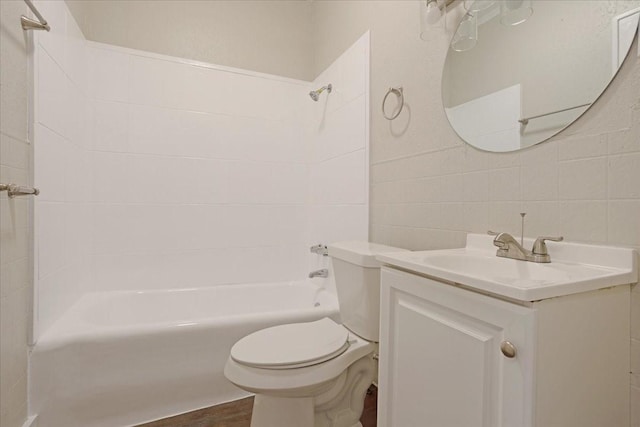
[[376, 234, 638, 301]]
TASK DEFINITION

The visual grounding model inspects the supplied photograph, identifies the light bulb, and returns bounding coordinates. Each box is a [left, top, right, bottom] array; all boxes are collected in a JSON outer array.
[[425, 0, 442, 25]]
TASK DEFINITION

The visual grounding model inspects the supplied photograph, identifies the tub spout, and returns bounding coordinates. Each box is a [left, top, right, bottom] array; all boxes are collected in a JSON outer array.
[[309, 269, 329, 278]]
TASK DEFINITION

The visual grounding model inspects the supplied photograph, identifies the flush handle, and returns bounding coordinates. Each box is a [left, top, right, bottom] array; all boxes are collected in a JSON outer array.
[[500, 340, 517, 358]]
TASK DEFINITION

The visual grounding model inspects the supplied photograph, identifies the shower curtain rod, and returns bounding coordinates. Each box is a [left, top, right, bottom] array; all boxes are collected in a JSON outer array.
[[21, 0, 50, 31]]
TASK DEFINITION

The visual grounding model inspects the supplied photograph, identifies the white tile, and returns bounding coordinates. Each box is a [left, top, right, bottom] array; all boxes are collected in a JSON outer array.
[[559, 201, 608, 244], [309, 204, 368, 245], [558, 134, 607, 161], [521, 201, 560, 238], [38, 202, 67, 279], [608, 153, 640, 199], [35, 0, 68, 68], [314, 94, 367, 162], [521, 161, 558, 201], [608, 201, 640, 247], [488, 202, 523, 236], [313, 150, 366, 205], [463, 171, 488, 202], [608, 127, 640, 155], [91, 152, 130, 203], [127, 105, 171, 155], [128, 55, 165, 106], [559, 158, 607, 200], [93, 101, 129, 152], [38, 48, 69, 138], [228, 161, 308, 205], [34, 125, 68, 202], [488, 167, 520, 201], [88, 46, 129, 102]]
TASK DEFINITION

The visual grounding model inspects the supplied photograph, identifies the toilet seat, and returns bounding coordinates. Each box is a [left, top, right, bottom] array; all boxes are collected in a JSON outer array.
[[230, 318, 350, 370]]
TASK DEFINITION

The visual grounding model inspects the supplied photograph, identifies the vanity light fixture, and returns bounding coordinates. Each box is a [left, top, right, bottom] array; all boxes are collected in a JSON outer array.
[[420, 0, 453, 40], [464, 0, 495, 13], [500, 0, 533, 26], [451, 12, 478, 52]]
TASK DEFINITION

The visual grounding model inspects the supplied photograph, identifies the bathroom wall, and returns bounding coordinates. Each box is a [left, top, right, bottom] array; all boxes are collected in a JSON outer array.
[[87, 42, 311, 292], [65, 0, 314, 81], [311, 0, 640, 423], [0, 1, 32, 425], [31, 0, 91, 339], [30, 1, 370, 338], [307, 32, 370, 285]]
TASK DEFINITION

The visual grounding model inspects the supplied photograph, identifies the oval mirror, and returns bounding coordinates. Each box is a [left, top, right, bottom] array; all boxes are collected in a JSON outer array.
[[442, 1, 639, 152]]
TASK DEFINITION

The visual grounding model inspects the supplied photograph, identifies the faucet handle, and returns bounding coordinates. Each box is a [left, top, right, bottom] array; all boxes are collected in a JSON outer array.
[[487, 230, 499, 236], [532, 236, 564, 255]]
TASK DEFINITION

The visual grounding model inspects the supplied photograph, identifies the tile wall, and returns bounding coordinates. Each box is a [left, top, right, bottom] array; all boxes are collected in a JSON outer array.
[[32, 0, 90, 338], [1, 1, 31, 425], [31, 1, 370, 339], [308, 33, 370, 286], [86, 42, 312, 292]]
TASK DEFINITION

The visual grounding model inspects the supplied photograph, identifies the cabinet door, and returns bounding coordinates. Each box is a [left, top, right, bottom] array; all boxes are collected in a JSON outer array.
[[378, 268, 536, 427]]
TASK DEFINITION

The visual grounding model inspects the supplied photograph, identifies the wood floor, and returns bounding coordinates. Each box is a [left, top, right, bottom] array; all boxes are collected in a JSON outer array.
[[138, 385, 378, 427]]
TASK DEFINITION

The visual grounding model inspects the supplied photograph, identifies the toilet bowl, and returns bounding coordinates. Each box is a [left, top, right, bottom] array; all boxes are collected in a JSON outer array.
[[224, 241, 408, 427]]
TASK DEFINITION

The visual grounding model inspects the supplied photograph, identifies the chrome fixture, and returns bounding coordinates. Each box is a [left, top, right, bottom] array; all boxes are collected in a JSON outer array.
[[310, 244, 328, 256], [500, 0, 533, 26], [490, 232, 563, 263], [308, 269, 329, 279], [519, 212, 526, 246], [21, 0, 50, 31], [0, 183, 40, 198], [382, 87, 404, 121], [450, 1, 533, 52], [309, 84, 332, 101]]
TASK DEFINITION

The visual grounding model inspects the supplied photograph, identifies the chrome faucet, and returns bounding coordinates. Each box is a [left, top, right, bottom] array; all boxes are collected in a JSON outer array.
[[490, 232, 563, 263], [308, 269, 329, 278], [310, 244, 328, 256]]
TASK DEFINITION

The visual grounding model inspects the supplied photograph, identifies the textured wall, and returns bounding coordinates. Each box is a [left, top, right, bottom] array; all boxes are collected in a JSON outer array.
[[0, 1, 31, 426], [311, 0, 640, 424], [65, 0, 314, 81]]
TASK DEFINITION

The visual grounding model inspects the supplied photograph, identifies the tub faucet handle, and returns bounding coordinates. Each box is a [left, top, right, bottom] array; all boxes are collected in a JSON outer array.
[[310, 244, 328, 256], [309, 269, 329, 278]]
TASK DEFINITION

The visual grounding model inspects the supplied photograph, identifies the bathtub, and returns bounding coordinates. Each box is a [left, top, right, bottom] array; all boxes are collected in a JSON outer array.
[[31, 281, 339, 427]]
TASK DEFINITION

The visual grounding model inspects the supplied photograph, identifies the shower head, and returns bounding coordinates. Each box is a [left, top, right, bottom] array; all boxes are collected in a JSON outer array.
[[309, 84, 332, 101]]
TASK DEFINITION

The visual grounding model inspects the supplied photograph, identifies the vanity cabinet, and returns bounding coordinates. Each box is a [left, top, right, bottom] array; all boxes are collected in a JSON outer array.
[[377, 267, 630, 427]]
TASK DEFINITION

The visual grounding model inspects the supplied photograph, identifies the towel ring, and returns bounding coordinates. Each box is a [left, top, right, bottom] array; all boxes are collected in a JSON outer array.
[[382, 87, 404, 120]]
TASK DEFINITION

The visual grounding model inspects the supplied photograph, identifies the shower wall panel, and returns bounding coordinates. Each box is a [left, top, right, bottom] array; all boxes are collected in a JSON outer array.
[[33, 0, 91, 338], [87, 43, 312, 292]]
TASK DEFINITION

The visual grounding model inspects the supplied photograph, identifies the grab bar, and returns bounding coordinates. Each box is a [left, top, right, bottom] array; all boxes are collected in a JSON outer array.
[[0, 183, 40, 198], [519, 103, 591, 125], [21, 0, 50, 31]]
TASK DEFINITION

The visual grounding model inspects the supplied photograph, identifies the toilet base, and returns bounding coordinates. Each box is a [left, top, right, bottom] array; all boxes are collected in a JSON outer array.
[[251, 395, 314, 427], [249, 355, 375, 427]]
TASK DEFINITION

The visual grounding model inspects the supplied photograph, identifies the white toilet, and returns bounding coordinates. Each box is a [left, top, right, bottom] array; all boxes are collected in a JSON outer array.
[[224, 241, 408, 427]]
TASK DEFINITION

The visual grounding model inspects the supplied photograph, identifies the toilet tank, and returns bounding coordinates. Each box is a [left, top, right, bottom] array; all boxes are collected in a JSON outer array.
[[328, 241, 408, 342]]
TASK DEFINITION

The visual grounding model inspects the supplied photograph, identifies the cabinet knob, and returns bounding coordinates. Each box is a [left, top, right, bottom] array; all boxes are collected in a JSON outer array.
[[500, 340, 517, 358]]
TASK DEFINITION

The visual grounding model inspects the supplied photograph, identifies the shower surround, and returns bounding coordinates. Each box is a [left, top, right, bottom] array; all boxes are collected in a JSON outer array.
[[30, 0, 369, 424]]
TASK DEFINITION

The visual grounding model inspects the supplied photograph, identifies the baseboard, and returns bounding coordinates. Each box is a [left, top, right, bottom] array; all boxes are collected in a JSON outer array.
[[22, 415, 38, 427]]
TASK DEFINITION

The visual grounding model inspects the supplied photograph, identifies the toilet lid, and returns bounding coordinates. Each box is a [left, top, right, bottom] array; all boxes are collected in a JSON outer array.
[[230, 318, 350, 369]]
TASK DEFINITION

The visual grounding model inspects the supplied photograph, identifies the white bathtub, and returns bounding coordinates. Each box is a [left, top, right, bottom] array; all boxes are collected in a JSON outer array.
[[31, 281, 339, 427]]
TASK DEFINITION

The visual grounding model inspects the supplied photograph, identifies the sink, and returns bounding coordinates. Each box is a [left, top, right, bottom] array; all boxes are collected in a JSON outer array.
[[376, 234, 638, 301]]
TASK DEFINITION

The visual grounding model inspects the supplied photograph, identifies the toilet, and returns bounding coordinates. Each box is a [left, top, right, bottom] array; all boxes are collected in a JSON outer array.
[[224, 241, 408, 427]]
